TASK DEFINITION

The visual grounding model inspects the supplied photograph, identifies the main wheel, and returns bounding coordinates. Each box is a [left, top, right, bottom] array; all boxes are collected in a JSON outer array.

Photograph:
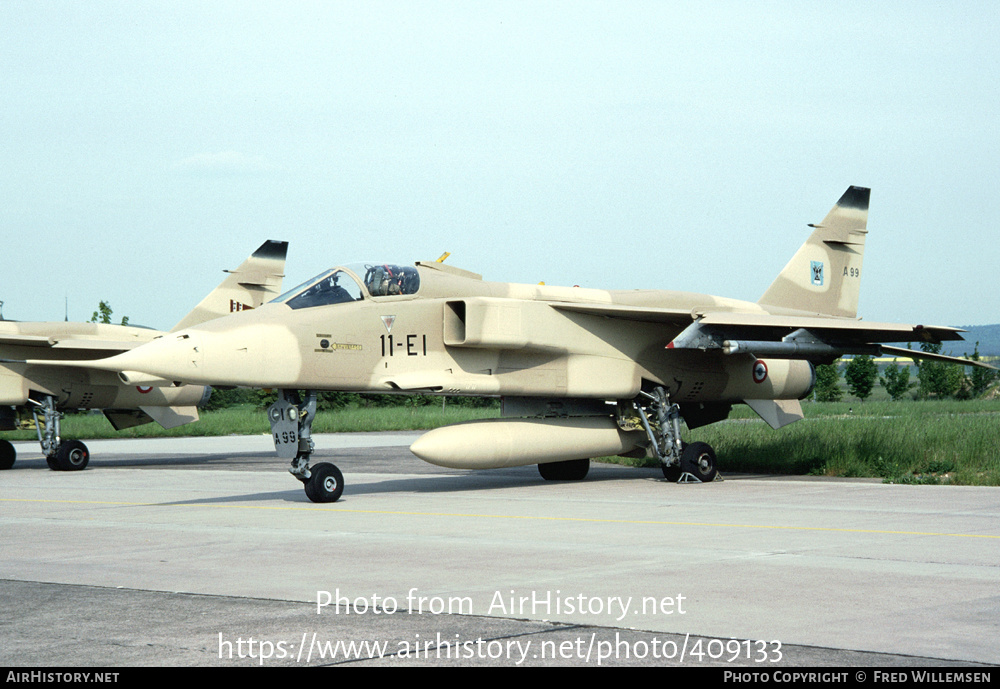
[[0, 440, 15, 470], [661, 464, 681, 482], [680, 442, 717, 482], [538, 458, 590, 481], [54, 440, 89, 471], [304, 462, 344, 503]]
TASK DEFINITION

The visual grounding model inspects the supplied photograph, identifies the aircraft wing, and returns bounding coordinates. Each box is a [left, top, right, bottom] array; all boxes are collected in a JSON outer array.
[[548, 302, 694, 325], [666, 312, 993, 369], [0, 336, 146, 352], [0, 334, 53, 347], [474, 300, 987, 369], [551, 301, 968, 349], [690, 311, 964, 343]]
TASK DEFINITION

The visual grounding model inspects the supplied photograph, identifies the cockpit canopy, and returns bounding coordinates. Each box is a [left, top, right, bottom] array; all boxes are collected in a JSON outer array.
[[273, 264, 420, 310], [360, 264, 420, 297]]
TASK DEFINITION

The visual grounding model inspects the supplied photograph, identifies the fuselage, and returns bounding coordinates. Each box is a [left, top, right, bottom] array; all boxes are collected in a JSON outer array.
[[101, 262, 815, 405]]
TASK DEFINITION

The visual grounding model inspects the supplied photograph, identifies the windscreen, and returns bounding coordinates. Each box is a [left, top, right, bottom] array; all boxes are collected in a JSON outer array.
[[274, 270, 364, 310]]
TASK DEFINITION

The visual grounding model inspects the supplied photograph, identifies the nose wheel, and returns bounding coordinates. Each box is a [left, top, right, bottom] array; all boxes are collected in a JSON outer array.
[[268, 390, 345, 503], [304, 462, 344, 503]]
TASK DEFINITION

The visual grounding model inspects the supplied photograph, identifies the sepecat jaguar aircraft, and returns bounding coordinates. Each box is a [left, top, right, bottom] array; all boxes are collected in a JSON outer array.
[[33, 188, 992, 501]]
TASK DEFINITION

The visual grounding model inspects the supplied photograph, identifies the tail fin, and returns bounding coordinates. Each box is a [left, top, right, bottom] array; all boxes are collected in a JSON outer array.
[[170, 240, 288, 332], [758, 186, 869, 318]]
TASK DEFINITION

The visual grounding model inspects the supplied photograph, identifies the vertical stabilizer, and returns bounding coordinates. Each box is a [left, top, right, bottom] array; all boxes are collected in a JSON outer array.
[[758, 186, 869, 318], [170, 240, 288, 332]]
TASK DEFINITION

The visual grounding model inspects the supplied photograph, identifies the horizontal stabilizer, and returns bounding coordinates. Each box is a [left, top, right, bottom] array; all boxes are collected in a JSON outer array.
[[881, 345, 998, 370], [745, 398, 804, 430], [104, 409, 155, 431], [140, 405, 200, 429]]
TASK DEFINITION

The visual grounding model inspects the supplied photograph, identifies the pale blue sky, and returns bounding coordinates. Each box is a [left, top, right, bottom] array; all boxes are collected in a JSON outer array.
[[2, 1, 998, 332]]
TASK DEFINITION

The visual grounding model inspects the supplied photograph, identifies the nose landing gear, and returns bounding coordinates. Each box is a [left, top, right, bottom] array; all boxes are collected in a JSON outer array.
[[269, 390, 344, 503]]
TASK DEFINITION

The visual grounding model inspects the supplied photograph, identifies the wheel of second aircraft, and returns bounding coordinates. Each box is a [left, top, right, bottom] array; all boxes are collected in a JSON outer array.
[[0, 440, 15, 470], [538, 458, 590, 481], [304, 462, 344, 503], [54, 440, 90, 471]]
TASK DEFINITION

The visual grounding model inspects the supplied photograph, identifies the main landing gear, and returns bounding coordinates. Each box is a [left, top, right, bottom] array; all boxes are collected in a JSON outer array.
[[0, 395, 90, 471], [0, 397, 91, 471], [3, 396, 91, 471], [629, 387, 718, 483], [268, 390, 343, 503]]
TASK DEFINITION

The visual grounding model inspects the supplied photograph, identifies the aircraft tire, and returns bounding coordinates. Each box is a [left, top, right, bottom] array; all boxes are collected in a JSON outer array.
[[538, 458, 590, 481], [54, 440, 90, 471], [661, 464, 681, 482], [679, 442, 717, 482], [305, 462, 344, 503], [0, 440, 15, 470]]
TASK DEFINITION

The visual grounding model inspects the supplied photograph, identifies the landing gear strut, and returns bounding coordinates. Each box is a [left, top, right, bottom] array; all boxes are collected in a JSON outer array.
[[630, 387, 718, 483], [268, 390, 343, 503], [28, 396, 90, 471]]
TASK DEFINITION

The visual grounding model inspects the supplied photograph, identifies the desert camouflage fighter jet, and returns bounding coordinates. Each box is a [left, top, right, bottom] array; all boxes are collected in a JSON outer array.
[[41, 187, 992, 501], [0, 240, 287, 470]]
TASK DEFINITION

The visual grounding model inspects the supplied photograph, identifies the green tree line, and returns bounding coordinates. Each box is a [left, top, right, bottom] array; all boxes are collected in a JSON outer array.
[[814, 342, 998, 402]]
